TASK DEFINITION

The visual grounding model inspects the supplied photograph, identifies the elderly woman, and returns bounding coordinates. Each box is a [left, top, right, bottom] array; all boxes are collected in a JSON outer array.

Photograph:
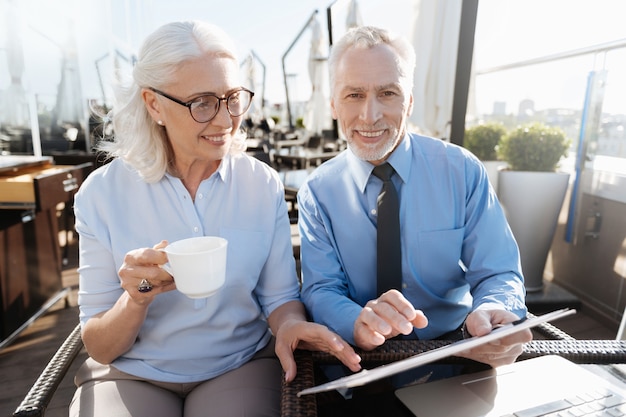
[[69, 21, 360, 417]]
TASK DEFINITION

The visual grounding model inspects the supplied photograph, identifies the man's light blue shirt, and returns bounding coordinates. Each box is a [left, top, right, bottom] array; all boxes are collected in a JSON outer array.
[[298, 133, 527, 344], [74, 153, 299, 383]]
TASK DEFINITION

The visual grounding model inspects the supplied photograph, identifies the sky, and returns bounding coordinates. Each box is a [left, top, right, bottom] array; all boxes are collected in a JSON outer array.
[[0, 0, 414, 107], [472, 0, 626, 116], [1, 0, 626, 120]]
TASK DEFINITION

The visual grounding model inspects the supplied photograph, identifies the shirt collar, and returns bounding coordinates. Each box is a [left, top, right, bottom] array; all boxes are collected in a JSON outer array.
[[216, 154, 231, 182], [347, 132, 412, 193]]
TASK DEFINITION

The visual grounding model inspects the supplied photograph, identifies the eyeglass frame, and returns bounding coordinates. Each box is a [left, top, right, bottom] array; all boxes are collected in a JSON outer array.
[[148, 87, 255, 123]]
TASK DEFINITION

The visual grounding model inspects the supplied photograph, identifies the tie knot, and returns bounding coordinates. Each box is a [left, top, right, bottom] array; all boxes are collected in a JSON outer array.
[[372, 163, 395, 182]]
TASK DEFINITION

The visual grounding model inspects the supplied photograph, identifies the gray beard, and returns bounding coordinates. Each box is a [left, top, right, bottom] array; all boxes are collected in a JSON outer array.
[[346, 128, 402, 162]]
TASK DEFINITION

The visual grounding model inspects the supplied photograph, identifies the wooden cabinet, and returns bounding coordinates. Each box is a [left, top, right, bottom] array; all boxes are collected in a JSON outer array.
[[0, 159, 90, 210], [0, 156, 92, 343]]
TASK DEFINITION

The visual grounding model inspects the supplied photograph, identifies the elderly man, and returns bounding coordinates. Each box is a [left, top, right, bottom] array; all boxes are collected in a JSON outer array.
[[298, 25, 531, 369]]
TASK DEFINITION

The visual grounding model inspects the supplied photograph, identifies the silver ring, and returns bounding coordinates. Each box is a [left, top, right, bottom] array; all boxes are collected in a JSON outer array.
[[138, 279, 153, 293]]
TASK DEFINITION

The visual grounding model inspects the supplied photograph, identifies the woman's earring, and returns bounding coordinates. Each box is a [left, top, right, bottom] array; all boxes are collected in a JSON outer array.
[[157, 120, 164, 126]]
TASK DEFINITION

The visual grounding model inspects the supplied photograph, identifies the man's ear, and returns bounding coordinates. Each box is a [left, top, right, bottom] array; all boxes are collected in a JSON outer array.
[[330, 97, 338, 120]]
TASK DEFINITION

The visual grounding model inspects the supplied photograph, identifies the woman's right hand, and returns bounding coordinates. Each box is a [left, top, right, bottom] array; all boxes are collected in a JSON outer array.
[[118, 240, 177, 305], [82, 241, 176, 364]]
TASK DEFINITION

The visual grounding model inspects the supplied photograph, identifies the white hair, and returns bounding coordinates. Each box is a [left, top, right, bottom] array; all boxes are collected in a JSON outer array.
[[99, 21, 246, 183]]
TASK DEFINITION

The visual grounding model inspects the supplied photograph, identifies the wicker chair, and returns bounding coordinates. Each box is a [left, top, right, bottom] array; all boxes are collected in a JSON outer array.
[[13, 320, 626, 417]]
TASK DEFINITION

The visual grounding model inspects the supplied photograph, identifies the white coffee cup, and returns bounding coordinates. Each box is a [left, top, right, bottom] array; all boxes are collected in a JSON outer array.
[[161, 236, 228, 298]]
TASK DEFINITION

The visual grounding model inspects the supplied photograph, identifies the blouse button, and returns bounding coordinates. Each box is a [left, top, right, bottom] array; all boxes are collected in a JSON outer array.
[[193, 227, 199, 233]]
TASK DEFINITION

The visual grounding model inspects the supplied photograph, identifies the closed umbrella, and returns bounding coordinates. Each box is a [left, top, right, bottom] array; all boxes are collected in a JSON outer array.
[[346, 0, 363, 29], [409, 0, 462, 140], [52, 20, 85, 128], [303, 16, 331, 136], [1, 4, 29, 128], [241, 52, 263, 121]]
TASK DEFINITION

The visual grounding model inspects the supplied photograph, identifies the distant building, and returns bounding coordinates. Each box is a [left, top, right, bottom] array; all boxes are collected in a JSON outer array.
[[492, 101, 506, 116], [518, 99, 535, 120]]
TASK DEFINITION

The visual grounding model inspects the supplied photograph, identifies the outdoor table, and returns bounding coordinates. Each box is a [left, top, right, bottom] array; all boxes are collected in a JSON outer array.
[[280, 335, 626, 417], [275, 147, 340, 170]]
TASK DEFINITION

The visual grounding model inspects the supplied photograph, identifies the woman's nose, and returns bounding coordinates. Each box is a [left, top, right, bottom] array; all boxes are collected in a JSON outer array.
[[210, 102, 233, 128]]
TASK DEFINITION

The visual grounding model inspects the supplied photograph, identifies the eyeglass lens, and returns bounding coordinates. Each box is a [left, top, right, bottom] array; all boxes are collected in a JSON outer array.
[[190, 89, 252, 122]]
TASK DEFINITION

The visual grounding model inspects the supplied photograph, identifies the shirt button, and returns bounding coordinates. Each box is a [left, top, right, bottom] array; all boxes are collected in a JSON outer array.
[[193, 227, 199, 233], [371, 209, 377, 215], [197, 193, 204, 199], [402, 283, 407, 289]]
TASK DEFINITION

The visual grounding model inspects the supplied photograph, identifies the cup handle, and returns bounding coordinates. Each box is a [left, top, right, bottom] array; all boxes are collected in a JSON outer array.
[[160, 262, 174, 276]]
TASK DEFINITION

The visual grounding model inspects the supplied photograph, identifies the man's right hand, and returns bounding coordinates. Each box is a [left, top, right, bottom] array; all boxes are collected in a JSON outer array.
[[353, 290, 428, 350]]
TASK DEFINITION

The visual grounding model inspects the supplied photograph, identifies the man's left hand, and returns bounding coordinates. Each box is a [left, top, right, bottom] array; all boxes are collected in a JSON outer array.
[[456, 309, 532, 368]]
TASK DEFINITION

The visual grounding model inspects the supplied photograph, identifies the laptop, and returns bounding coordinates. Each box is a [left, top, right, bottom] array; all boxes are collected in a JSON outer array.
[[395, 355, 626, 417]]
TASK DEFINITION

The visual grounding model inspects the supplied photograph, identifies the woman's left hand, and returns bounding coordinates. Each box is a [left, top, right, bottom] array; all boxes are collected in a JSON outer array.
[[274, 318, 362, 382]]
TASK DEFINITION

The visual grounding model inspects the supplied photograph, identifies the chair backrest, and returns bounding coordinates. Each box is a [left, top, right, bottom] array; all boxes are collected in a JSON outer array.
[[617, 307, 626, 340], [247, 150, 272, 166], [306, 135, 321, 150]]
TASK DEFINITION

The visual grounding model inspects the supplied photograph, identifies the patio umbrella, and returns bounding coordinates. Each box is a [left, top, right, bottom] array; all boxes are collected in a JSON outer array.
[[346, 0, 363, 29], [302, 16, 331, 136], [52, 20, 85, 128], [1, 4, 30, 128], [409, 0, 462, 140], [241, 52, 263, 121]]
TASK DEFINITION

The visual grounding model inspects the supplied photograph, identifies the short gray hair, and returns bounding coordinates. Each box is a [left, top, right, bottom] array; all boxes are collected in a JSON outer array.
[[328, 25, 416, 95]]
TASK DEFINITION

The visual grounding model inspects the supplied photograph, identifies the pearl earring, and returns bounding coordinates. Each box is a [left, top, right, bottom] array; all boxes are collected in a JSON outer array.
[[157, 120, 163, 126]]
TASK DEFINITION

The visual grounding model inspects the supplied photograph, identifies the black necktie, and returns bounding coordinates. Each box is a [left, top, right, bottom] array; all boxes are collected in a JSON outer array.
[[372, 163, 402, 296]]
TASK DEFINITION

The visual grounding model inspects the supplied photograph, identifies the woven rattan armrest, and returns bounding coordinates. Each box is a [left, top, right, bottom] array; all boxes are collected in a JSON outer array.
[[13, 324, 83, 417]]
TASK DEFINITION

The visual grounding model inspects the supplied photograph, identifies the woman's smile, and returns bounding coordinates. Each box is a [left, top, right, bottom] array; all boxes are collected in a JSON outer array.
[[199, 133, 228, 144]]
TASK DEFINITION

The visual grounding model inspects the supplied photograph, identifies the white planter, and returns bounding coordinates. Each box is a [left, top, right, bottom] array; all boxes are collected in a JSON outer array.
[[481, 160, 508, 193], [497, 171, 570, 292]]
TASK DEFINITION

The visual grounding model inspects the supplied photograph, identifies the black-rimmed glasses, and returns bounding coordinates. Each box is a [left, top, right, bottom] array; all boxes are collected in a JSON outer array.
[[149, 87, 254, 123]]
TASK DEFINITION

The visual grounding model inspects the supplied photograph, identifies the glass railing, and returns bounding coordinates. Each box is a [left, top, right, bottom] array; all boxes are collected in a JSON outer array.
[[470, 38, 626, 204]]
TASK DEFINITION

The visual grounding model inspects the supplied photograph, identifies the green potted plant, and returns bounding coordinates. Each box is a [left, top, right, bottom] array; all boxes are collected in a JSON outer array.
[[465, 122, 506, 161], [464, 123, 507, 191], [497, 123, 570, 172], [497, 122, 571, 292]]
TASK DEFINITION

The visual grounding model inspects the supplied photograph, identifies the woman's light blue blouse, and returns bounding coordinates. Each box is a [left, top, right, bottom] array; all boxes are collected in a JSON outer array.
[[74, 153, 299, 383]]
